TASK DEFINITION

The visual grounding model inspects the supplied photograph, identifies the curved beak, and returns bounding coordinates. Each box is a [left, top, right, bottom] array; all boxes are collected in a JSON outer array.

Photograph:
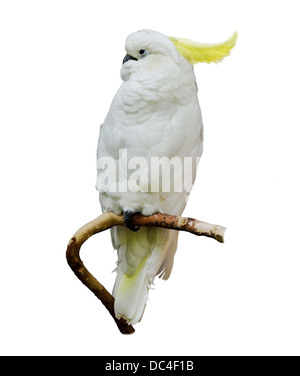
[[123, 54, 138, 64]]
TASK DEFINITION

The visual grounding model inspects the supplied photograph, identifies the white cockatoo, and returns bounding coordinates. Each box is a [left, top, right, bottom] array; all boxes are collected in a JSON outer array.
[[96, 29, 237, 325]]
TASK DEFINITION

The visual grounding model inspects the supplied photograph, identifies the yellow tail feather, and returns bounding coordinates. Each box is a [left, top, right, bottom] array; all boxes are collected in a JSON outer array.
[[117, 255, 148, 295], [169, 31, 238, 64]]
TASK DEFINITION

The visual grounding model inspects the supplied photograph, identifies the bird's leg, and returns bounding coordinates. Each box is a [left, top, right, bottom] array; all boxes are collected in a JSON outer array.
[[123, 211, 140, 232]]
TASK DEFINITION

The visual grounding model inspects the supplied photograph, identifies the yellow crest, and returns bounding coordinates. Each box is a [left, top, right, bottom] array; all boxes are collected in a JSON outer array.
[[169, 31, 238, 64]]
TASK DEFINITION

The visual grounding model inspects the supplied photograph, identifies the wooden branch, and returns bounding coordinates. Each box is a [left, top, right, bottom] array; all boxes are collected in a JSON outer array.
[[66, 211, 226, 334], [66, 212, 135, 335], [129, 212, 226, 243]]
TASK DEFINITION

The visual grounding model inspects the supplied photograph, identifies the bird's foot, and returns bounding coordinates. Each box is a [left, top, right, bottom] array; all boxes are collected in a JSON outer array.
[[123, 211, 140, 232]]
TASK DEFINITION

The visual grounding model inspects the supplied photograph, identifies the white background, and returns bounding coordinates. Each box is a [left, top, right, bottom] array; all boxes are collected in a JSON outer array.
[[0, 0, 299, 356]]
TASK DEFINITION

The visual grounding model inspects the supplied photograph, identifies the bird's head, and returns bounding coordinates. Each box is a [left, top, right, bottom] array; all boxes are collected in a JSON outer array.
[[121, 29, 181, 81], [121, 29, 238, 82]]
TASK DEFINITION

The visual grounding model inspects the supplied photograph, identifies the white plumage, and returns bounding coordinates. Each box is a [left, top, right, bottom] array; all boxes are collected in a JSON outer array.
[[97, 29, 204, 325]]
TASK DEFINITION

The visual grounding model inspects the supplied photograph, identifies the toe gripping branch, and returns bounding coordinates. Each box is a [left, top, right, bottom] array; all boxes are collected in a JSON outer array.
[[124, 211, 140, 232], [66, 211, 226, 334]]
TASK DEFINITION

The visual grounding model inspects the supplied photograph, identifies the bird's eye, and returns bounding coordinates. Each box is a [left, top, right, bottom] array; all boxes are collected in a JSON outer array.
[[138, 49, 148, 58]]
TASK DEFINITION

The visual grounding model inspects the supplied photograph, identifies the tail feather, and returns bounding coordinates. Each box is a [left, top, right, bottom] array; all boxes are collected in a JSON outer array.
[[157, 231, 179, 280], [111, 226, 179, 324], [114, 255, 150, 324]]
